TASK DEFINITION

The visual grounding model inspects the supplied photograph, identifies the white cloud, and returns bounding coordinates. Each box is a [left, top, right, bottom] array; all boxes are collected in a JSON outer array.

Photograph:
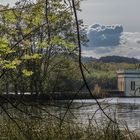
[[82, 24, 140, 58]]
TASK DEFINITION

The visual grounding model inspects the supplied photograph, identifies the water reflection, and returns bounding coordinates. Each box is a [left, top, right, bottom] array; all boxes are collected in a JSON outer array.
[[49, 98, 140, 129], [1, 98, 140, 130]]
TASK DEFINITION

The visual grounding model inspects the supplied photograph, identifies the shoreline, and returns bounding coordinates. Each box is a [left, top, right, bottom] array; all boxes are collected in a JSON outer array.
[[1, 93, 140, 103]]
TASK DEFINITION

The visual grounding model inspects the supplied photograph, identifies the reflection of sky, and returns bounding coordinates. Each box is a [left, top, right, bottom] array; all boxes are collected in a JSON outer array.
[[52, 98, 140, 130]]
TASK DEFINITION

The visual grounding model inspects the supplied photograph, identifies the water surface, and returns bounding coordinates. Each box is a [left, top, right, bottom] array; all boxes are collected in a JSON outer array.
[[49, 98, 140, 130]]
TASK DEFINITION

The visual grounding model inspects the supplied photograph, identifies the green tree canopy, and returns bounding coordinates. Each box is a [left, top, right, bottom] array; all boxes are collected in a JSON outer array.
[[0, 0, 85, 94]]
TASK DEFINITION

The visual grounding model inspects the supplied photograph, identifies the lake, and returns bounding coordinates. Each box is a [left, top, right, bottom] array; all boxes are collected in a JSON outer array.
[[1, 97, 140, 131], [2, 97, 140, 139], [47, 98, 140, 130]]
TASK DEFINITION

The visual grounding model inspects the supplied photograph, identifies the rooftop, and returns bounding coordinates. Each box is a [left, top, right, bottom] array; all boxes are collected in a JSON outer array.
[[117, 69, 140, 75]]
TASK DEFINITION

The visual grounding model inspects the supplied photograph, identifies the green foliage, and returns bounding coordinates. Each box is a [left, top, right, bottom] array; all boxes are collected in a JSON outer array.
[[51, 36, 75, 50], [22, 69, 33, 77], [84, 61, 135, 90], [2, 59, 21, 69], [22, 54, 42, 60], [0, 37, 15, 55], [3, 10, 17, 23], [37, 41, 48, 49], [0, 0, 85, 94]]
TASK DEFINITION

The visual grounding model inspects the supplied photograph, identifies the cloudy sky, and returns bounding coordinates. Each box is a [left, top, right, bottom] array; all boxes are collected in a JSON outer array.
[[1, 0, 140, 58], [0, 0, 16, 6], [80, 0, 140, 32], [79, 0, 140, 58]]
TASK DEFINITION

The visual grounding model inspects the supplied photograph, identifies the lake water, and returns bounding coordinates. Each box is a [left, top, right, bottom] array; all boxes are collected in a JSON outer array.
[[47, 98, 140, 130], [1, 97, 140, 131]]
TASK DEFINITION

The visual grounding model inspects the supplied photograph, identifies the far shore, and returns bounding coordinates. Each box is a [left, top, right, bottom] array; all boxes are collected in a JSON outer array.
[[0, 92, 140, 103]]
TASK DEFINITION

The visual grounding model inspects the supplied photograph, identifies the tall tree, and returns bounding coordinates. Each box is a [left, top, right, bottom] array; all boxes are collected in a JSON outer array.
[[0, 0, 85, 94]]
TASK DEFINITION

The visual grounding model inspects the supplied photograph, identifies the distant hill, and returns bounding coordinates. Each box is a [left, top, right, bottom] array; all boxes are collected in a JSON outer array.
[[99, 56, 140, 64], [82, 55, 140, 64], [82, 56, 97, 62]]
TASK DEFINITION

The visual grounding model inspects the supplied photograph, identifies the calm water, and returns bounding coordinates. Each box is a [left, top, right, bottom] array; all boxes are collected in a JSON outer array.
[[1, 97, 140, 130], [47, 98, 140, 130]]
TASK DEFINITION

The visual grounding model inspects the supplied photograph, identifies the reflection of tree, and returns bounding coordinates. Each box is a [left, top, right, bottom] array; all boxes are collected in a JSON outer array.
[[133, 87, 140, 96]]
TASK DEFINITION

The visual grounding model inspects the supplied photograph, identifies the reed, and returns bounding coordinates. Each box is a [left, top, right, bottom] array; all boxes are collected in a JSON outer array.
[[0, 115, 139, 140]]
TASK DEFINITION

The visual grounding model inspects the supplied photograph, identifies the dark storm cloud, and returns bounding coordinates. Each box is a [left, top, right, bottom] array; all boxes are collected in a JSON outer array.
[[87, 24, 123, 47]]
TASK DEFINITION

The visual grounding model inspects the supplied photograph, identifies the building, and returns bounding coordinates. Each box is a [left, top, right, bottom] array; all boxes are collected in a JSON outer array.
[[117, 70, 140, 96]]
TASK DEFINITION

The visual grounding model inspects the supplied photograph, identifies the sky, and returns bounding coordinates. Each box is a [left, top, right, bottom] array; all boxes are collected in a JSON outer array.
[[0, 0, 140, 58], [0, 0, 16, 6], [80, 0, 140, 32], [79, 0, 140, 58]]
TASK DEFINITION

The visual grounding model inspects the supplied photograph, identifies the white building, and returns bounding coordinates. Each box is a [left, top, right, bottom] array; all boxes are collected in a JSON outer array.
[[117, 70, 140, 96]]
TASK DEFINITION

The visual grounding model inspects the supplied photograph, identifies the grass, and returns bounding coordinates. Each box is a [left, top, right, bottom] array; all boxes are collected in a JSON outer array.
[[0, 102, 140, 140], [0, 115, 140, 140]]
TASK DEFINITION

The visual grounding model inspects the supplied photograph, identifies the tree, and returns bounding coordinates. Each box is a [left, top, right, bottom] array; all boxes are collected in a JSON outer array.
[[0, 0, 85, 94]]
